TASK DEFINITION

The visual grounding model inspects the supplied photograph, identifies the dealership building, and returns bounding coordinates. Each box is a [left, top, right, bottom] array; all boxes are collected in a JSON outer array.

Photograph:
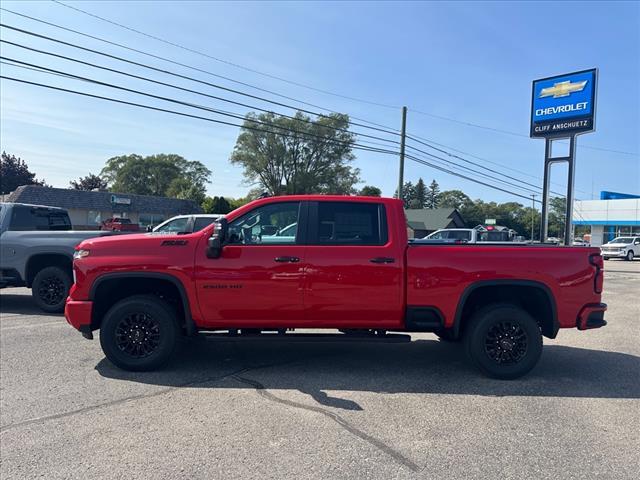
[[573, 191, 640, 246], [5, 185, 202, 229]]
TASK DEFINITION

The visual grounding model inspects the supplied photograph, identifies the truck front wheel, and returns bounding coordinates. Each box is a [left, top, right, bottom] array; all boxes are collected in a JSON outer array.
[[463, 304, 542, 380], [32, 266, 72, 313], [99, 295, 179, 371]]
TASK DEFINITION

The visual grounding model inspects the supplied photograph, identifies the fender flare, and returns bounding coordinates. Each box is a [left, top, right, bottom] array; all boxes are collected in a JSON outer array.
[[89, 272, 196, 336], [452, 279, 559, 339]]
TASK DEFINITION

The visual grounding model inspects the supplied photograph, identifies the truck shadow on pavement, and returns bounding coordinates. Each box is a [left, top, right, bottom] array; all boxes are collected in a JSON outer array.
[[0, 292, 62, 317], [95, 338, 640, 410]]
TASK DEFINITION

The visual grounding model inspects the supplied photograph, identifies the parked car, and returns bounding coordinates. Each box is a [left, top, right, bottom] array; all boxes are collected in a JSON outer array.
[[600, 236, 640, 261], [0, 202, 113, 312], [423, 226, 521, 243], [101, 217, 139, 232], [152, 214, 225, 234], [66, 196, 606, 379], [572, 239, 591, 247]]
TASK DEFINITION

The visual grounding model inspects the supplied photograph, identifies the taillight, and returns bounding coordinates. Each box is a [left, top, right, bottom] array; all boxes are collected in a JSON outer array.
[[589, 253, 603, 294]]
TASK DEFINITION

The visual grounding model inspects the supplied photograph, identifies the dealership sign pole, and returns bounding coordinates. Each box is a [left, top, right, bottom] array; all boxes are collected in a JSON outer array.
[[531, 68, 597, 245]]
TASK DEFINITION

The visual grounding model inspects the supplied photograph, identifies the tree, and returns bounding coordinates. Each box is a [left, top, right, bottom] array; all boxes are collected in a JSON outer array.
[[202, 196, 233, 214], [437, 189, 473, 211], [69, 173, 107, 191], [358, 185, 382, 197], [230, 111, 360, 195], [0, 151, 47, 194], [100, 154, 211, 202], [394, 181, 416, 208], [548, 196, 567, 239], [413, 178, 427, 208], [425, 179, 440, 209]]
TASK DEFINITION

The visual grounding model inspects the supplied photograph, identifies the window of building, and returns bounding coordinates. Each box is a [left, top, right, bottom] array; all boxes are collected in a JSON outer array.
[[88, 211, 102, 226]]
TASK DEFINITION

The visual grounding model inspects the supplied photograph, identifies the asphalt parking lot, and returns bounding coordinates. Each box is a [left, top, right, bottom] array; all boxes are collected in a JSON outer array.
[[1, 260, 638, 479]]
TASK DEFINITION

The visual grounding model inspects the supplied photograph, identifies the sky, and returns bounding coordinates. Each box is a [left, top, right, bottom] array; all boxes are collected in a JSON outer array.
[[1, 1, 638, 204]]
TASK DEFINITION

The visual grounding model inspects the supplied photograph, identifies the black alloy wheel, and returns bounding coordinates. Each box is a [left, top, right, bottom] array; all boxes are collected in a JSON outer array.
[[463, 303, 543, 380], [100, 295, 179, 371], [115, 312, 162, 359], [483, 321, 528, 365], [38, 275, 66, 307], [32, 266, 72, 313]]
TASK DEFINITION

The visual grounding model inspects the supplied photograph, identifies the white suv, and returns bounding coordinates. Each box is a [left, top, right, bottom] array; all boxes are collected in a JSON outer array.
[[600, 236, 640, 261]]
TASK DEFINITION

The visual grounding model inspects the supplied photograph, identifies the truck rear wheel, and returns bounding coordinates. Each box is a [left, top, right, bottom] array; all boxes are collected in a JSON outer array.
[[463, 304, 542, 380], [32, 266, 72, 313], [99, 295, 179, 371]]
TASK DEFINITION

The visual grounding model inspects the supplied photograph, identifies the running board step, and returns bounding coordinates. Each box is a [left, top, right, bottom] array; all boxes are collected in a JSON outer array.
[[198, 332, 412, 343]]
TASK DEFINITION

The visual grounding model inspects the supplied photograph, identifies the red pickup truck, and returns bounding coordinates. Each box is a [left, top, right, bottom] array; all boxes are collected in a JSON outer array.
[[100, 217, 140, 232], [65, 196, 606, 379]]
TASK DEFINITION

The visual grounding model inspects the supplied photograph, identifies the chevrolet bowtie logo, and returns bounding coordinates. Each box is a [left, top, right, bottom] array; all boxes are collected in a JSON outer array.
[[539, 80, 588, 99]]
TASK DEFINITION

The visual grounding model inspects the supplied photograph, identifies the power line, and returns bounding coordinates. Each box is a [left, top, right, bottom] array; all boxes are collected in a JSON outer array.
[[0, 57, 398, 152], [0, 22, 399, 139], [52, 1, 635, 158], [410, 109, 638, 157], [0, 39, 401, 147], [0, 74, 400, 157], [51, 0, 404, 111], [405, 153, 542, 204], [0, 9, 401, 134], [405, 135, 563, 196], [5, 7, 632, 159], [405, 142, 542, 196], [407, 132, 591, 196], [4, 36, 550, 198], [1, 73, 557, 206]]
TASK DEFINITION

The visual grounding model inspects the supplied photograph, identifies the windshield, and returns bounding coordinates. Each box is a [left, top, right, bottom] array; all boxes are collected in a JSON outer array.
[[610, 237, 633, 244], [154, 217, 190, 233]]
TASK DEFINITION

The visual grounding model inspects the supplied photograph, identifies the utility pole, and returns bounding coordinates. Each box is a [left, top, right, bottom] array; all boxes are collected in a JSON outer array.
[[530, 194, 536, 242], [397, 106, 407, 200]]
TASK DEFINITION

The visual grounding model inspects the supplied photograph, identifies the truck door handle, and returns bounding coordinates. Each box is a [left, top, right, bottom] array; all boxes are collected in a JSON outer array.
[[370, 257, 395, 264], [274, 256, 300, 263]]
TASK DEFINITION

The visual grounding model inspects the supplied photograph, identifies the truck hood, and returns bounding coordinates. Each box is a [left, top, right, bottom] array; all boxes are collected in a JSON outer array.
[[77, 231, 202, 252]]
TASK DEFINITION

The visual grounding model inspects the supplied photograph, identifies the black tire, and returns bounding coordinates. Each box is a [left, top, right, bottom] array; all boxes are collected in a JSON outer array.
[[626, 250, 634, 261], [603, 257, 610, 261], [99, 295, 180, 371], [32, 266, 72, 313], [463, 304, 542, 380]]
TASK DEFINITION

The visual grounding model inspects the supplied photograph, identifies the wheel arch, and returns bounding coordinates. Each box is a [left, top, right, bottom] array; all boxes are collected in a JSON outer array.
[[89, 272, 196, 336], [452, 280, 559, 340], [25, 253, 73, 287]]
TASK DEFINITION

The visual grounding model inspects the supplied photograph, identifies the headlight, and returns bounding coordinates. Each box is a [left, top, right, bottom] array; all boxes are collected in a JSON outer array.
[[73, 249, 90, 259]]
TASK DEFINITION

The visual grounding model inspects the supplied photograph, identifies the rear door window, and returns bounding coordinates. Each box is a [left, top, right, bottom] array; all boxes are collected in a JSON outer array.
[[312, 202, 386, 245]]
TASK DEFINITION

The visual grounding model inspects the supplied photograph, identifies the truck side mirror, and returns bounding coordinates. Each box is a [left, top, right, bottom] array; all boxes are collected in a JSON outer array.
[[206, 218, 228, 259], [207, 236, 222, 258]]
